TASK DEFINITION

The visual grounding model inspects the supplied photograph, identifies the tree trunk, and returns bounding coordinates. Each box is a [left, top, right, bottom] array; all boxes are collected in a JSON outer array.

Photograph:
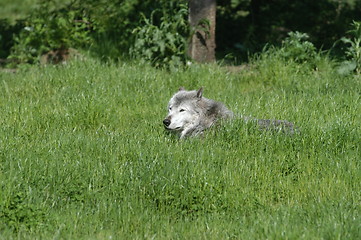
[[188, 0, 216, 63]]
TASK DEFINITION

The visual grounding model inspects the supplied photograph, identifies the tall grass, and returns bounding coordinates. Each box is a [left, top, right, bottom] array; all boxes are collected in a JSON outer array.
[[0, 55, 360, 239], [0, 0, 37, 23]]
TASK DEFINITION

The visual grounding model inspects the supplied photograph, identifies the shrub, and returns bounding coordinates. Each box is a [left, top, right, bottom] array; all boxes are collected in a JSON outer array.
[[0, 19, 23, 60], [0, 192, 46, 232], [130, 3, 189, 69], [254, 31, 322, 75], [9, 1, 93, 64], [338, 21, 361, 74], [279, 31, 318, 64], [6, 0, 189, 66]]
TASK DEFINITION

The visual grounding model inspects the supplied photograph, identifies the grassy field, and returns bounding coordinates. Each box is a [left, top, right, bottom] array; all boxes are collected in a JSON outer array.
[[0, 55, 360, 239]]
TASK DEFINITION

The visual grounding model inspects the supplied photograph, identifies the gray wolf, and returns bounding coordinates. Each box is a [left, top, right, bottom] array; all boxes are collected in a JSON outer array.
[[163, 87, 296, 138]]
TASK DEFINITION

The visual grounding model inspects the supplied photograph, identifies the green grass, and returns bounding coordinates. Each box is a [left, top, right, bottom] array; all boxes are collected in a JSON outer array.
[[0, 56, 360, 239], [0, 0, 37, 23], [0, 0, 71, 24]]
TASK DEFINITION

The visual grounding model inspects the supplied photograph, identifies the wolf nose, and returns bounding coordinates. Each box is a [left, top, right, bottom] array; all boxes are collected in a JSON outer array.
[[163, 119, 171, 127]]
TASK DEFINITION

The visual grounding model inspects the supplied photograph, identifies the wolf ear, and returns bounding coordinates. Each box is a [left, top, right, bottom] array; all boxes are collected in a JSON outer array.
[[178, 87, 185, 91], [196, 87, 203, 98]]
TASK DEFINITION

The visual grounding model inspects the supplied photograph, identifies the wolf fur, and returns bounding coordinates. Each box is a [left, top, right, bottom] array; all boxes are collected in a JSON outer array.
[[163, 87, 296, 138]]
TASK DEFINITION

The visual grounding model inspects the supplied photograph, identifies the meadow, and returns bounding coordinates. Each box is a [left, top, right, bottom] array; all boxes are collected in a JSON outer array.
[[0, 54, 360, 239]]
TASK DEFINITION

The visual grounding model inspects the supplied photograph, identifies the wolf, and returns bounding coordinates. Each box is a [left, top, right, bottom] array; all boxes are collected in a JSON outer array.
[[163, 87, 296, 138]]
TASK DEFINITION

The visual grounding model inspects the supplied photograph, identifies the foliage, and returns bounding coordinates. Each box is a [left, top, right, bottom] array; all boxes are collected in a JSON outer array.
[[130, 4, 189, 69], [279, 31, 318, 63], [256, 31, 321, 73], [9, 0, 93, 64], [2, 0, 361, 68], [0, 192, 46, 232], [338, 21, 361, 74], [2, 0, 189, 66], [0, 19, 24, 60], [216, 0, 361, 59]]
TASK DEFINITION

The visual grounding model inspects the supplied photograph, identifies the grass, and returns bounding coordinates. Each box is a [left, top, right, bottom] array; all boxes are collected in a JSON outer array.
[[0, 0, 37, 23], [0, 0, 72, 24], [0, 55, 360, 239]]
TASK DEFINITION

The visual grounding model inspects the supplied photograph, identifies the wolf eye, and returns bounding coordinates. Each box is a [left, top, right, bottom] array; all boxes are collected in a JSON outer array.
[[179, 109, 185, 112]]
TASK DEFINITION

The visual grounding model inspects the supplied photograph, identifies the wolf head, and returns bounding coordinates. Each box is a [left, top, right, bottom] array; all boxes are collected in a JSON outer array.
[[163, 87, 203, 137], [163, 87, 233, 138]]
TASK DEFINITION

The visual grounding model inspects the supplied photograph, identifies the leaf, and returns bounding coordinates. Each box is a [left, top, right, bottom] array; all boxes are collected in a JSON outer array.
[[337, 61, 357, 75], [340, 37, 353, 45]]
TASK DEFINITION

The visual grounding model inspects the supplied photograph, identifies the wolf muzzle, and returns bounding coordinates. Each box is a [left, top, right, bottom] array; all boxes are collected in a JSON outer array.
[[163, 119, 171, 127]]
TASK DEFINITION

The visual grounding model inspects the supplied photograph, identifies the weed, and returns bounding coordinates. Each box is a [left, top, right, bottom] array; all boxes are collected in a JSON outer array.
[[130, 3, 189, 69], [338, 21, 361, 74], [0, 192, 46, 232], [280, 31, 318, 63]]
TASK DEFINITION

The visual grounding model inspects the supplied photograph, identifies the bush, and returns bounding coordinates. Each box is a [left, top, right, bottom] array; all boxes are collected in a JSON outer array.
[[9, 1, 93, 64], [338, 21, 361, 74], [279, 31, 318, 64], [256, 31, 321, 71], [5, 0, 189, 66], [0, 192, 46, 232], [130, 3, 189, 69], [0, 19, 24, 66]]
